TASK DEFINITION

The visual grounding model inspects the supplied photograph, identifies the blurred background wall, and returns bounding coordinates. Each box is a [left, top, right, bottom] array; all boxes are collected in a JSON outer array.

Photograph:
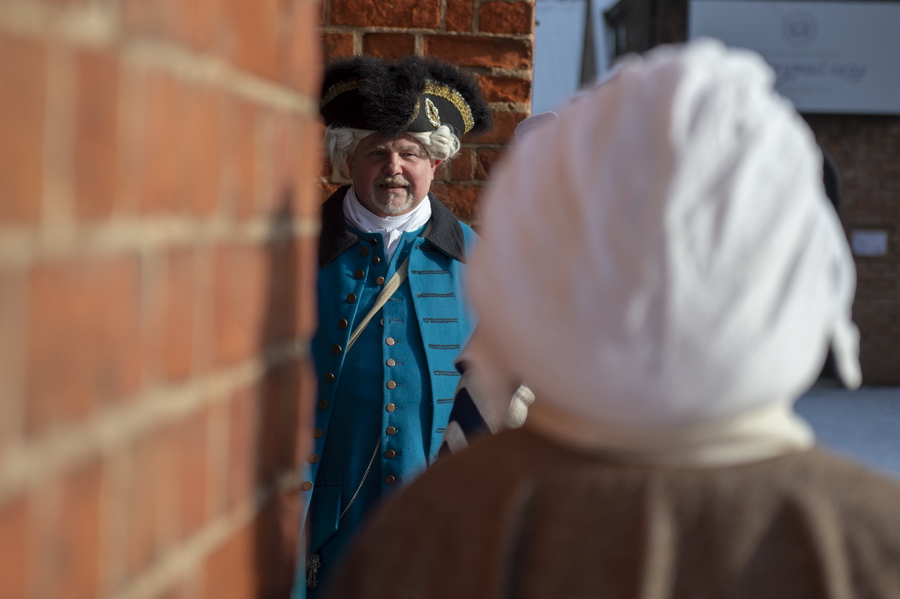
[[0, 0, 323, 597], [603, 0, 900, 385]]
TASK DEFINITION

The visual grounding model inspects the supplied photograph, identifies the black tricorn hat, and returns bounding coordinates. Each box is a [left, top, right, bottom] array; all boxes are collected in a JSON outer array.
[[320, 55, 492, 138]]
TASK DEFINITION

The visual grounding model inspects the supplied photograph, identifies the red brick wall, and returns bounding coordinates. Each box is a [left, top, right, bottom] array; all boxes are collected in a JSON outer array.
[[805, 115, 900, 385], [0, 1, 322, 598], [320, 0, 536, 222]]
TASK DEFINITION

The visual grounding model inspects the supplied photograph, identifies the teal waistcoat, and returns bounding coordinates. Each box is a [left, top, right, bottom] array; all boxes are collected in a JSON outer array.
[[293, 187, 477, 598]]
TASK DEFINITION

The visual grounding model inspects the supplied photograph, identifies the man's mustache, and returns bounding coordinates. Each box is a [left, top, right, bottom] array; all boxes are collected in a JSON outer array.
[[378, 177, 410, 188]]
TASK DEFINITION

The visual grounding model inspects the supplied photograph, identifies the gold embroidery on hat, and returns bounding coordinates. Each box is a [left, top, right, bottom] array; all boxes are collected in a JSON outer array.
[[321, 79, 361, 109], [423, 81, 474, 133], [425, 98, 441, 128]]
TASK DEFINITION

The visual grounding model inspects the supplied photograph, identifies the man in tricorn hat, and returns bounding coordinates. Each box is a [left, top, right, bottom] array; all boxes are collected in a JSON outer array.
[[291, 55, 491, 598]]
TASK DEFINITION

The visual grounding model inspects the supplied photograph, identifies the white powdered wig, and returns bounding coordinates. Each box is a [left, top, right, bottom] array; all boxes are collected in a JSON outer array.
[[324, 125, 461, 168], [467, 39, 860, 465]]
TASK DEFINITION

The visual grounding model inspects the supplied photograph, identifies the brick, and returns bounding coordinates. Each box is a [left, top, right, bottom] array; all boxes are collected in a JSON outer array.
[[222, 98, 258, 220], [424, 35, 532, 69], [477, 74, 531, 103], [139, 73, 184, 214], [122, 0, 216, 50], [261, 236, 300, 346], [257, 360, 304, 479], [475, 147, 504, 180], [251, 496, 299, 597], [163, 249, 196, 381], [446, 0, 474, 32], [450, 148, 475, 181], [219, 0, 281, 80], [0, 266, 26, 451], [323, 32, 355, 63], [226, 387, 258, 510], [126, 432, 164, 574], [189, 247, 216, 375], [56, 462, 103, 599], [429, 182, 483, 222], [170, 410, 209, 539], [213, 244, 267, 366], [434, 161, 451, 183], [259, 110, 293, 217], [318, 181, 341, 201], [73, 50, 120, 220], [294, 357, 317, 463], [0, 33, 45, 223], [332, 0, 440, 28], [468, 110, 527, 145], [0, 496, 28, 599], [282, 0, 323, 95], [363, 33, 416, 59], [479, 1, 534, 34], [201, 523, 256, 599], [185, 86, 221, 216], [290, 114, 326, 220], [26, 256, 142, 431]]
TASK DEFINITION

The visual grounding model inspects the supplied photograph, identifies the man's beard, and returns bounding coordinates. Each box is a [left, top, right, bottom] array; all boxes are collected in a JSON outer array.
[[370, 177, 415, 215]]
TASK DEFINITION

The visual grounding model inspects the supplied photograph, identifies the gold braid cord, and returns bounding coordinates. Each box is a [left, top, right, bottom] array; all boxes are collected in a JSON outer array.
[[424, 81, 475, 133]]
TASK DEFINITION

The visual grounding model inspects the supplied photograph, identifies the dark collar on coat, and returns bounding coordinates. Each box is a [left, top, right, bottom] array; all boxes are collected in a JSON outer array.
[[318, 185, 468, 268]]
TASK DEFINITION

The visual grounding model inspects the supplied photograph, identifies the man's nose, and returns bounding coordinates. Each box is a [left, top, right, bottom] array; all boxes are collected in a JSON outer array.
[[382, 152, 403, 174]]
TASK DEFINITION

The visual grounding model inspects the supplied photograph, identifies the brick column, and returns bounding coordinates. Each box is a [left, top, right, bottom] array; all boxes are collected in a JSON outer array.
[[805, 115, 900, 385], [320, 0, 535, 222], [0, 1, 322, 598]]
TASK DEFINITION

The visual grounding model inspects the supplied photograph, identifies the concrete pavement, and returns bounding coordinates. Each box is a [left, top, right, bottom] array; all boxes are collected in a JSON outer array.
[[795, 383, 900, 479]]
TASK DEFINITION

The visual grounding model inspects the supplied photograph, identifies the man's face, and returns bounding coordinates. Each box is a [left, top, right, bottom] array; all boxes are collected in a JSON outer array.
[[347, 133, 439, 218]]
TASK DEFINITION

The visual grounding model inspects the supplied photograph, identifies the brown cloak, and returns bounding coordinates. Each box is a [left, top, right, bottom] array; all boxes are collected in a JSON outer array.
[[328, 428, 900, 599]]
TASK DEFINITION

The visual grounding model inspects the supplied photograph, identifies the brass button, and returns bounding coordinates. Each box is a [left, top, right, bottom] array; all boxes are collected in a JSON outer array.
[[302, 481, 313, 491], [370, 238, 378, 245], [325, 373, 335, 383], [386, 358, 396, 367], [318, 400, 329, 410], [376, 276, 385, 285], [337, 318, 348, 329], [353, 269, 364, 279], [386, 381, 397, 390], [386, 403, 396, 412], [360, 246, 370, 257], [313, 428, 324, 438], [346, 293, 357, 303], [385, 475, 396, 485], [331, 344, 342, 355], [373, 256, 381, 265], [385, 449, 397, 459], [386, 426, 397, 435], [309, 454, 320, 464], [385, 337, 395, 346], [380, 318, 383, 326]]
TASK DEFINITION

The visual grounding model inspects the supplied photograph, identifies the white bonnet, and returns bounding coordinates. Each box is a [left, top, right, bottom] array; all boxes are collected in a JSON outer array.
[[467, 39, 860, 435]]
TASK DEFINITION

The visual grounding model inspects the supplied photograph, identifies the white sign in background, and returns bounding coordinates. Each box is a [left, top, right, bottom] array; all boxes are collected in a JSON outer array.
[[689, 1, 900, 114]]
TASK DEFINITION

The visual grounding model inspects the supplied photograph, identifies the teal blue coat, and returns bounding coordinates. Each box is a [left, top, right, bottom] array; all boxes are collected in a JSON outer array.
[[293, 187, 477, 597]]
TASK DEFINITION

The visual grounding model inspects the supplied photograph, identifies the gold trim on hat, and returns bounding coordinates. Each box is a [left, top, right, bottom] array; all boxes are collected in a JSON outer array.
[[321, 78, 361, 109], [425, 98, 441, 128], [424, 81, 474, 133]]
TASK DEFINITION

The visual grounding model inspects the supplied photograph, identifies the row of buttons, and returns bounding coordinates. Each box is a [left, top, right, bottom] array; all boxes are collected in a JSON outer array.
[[308, 237, 401, 491]]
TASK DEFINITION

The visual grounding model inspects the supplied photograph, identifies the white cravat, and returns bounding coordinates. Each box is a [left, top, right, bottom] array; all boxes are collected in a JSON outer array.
[[343, 187, 432, 261]]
